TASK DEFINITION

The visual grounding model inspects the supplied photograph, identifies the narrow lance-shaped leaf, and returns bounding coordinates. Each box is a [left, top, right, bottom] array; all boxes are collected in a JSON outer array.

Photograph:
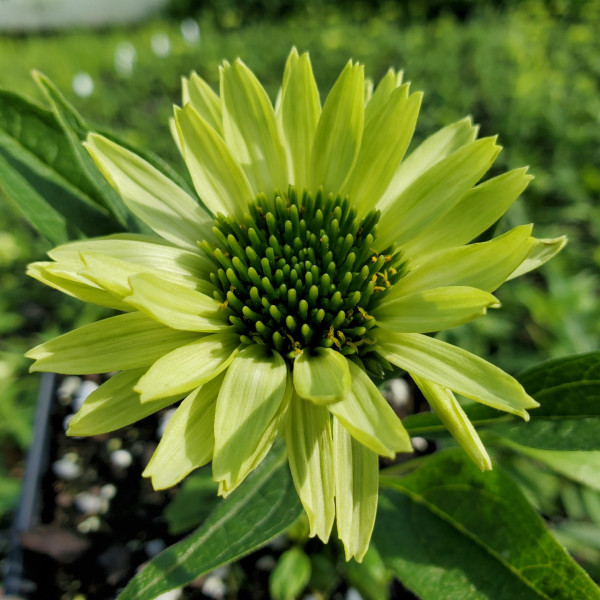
[[116, 444, 302, 600], [375, 449, 600, 600]]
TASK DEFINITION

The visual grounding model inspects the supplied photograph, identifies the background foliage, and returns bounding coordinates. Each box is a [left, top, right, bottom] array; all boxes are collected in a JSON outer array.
[[1, 0, 599, 596]]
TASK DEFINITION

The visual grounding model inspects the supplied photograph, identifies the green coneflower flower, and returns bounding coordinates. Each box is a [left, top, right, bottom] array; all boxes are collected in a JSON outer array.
[[26, 48, 565, 561]]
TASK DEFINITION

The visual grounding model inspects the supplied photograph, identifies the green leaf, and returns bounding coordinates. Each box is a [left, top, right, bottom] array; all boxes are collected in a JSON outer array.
[[33, 72, 132, 227], [116, 444, 302, 600], [505, 445, 600, 492], [0, 90, 122, 244], [344, 545, 390, 600], [163, 467, 219, 535], [404, 352, 600, 451], [269, 547, 312, 600], [375, 449, 600, 600]]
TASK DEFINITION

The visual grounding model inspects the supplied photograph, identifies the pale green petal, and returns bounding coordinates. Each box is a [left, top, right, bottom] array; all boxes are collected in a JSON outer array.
[[377, 137, 502, 249], [327, 360, 412, 458], [374, 286, 499, 333], [78, 251, 214, 298], [220, 59, 288, 195], [27, 262, 130, 311], [387, 225, 536, 299], [212, 345, 289, 493], [405, 167, 533, 257], [378, 116, 478, 208], [26, 312, 199, 374], [84, 133, 211, 250], [285, 393, 335, 542], [49, 235, 214, 280], [293, 348, 351, 404], [182, 71, 223, 134], [508, 235, 567, 280], [135, 331, 240, 401], [309, 61, 364, 193], [125, 273, 228, 332], [67, 369, 178, 436], [144, 373, 224, 489], [343, 86, 422, 214], [278, 49, 321, 191], [412, 375, 492, 471], [377, 330, 539, 418], [334, 417, 379, 563], [175, 103, 253, 217], [364, 68, 403, 124], [363, 77, 374, 105], [169, 116, 182, 154]]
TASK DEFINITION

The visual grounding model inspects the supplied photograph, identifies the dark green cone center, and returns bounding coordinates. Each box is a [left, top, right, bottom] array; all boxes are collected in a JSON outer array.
[[200, 187, 406, 372]]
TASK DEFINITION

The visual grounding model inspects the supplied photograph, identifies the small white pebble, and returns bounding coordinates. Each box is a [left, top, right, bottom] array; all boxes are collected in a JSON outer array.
[[100, 483, 117, 500], [154, 589, 182, 600], [110, 449, 133, 469], [63, 414, 76, 432], [77, 515, 101, 533], [157, 408, 177, 438], [145, 538, 166, 557], [411, 437, 429, 452], [57, 376, 82, 401], [268, 534, 287, 551], [52, 455, 82, 480], [74, 492, 109, 515], [385, 378, 411, 409], [114, 41, 136, 76], [255, 555, 276, 571], [72, 380, 99, 411], [346, 588, 363, 600], [202, 575, 226, 599], [180, 18, 200, 44], [72, 72, 94, 98], [151, 33, 170, 57]]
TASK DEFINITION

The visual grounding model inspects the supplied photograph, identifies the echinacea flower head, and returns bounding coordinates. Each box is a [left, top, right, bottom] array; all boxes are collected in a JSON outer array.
[[26, 48, 565, 561]]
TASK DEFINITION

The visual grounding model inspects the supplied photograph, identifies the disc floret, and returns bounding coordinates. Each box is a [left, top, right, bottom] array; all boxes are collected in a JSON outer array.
[[200, 187, 407, 372]]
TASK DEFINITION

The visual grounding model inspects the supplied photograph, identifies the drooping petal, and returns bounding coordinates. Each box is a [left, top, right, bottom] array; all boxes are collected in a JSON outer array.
[[364, 68, 403, 124], [278, 49, 321, 191], [387, 225, 536, 299], [327, 360, 412, 458], [334, 417, 379, 563], [84, 134, 211, 250], [26, 313, 199, 374], [374, 286, 499, 333], [376, 329, 539, 418], [404, 167, 533, 257], [343, 86, 422, 214], [124, 273, 228, 332], [143, 373, 224, 489], [412, 375, 492, 471], [135, 331, 240, 401], [293, 348, 351, 404], [175, 103, 254, 218], [309, 61, 364, 194], [285, 393, 335, 542], [182, 71, 223, 134], [67, 369, 178, 436], [378, 116, 478, 209], [49, 235, 215, 281], [508, 235, 568, 280], [78, 251, 214, 298], [27, 262, 130, 311], [377, 137, 502, 249], [212, 345, 289, 494], [220, 59, 288, 195]]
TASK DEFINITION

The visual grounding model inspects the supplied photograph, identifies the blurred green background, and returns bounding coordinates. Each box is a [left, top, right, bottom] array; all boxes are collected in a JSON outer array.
[[1, 0, 599, 549]]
